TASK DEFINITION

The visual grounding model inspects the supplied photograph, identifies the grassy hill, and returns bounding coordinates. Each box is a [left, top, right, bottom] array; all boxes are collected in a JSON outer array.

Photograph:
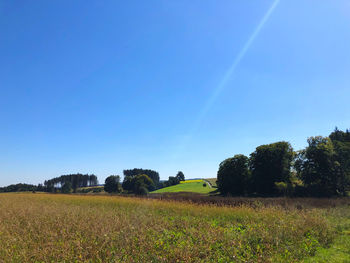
[[203, 178, 217, 187], [151, 179, 213, 194]]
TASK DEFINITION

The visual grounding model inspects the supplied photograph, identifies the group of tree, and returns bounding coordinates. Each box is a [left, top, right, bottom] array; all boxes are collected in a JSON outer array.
[[104, 170, 185, 195], [44, 174, 98, 193], [0, 183, 45, 193], [158, 171, 185, 188], [121, 168, 159, 194], [217, 128, 350, 197], [1, 168, 185, 196]]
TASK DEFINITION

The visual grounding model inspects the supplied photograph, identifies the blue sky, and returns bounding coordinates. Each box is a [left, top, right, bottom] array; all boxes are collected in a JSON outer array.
[[1, 0, 349, 186]]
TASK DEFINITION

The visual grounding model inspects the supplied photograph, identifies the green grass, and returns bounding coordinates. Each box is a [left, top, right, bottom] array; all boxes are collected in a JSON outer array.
[[204, 178, 217, 187], [0, 193, 344, 262], [304, 207, 350, 262], [151, 179, 213, 194]]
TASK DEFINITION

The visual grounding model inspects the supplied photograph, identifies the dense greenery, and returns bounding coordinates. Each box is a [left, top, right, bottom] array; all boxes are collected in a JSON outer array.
[[45, 174, 98, 192], [104, 175, 122, 193], [250, 141, 294, 196], [217, 154, 250, 196], [122, 174, 155, 195], [123, 169, 160, 185], [217, 128, 350, 197], [61, 182, 72, 193], [0, 183, 44, 193]]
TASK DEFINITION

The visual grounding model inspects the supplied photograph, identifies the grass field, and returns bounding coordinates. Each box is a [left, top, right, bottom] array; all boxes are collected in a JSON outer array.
[[0, 193, 349, 262], [151, 179, 213, 194], [204, 178, 217, 187]]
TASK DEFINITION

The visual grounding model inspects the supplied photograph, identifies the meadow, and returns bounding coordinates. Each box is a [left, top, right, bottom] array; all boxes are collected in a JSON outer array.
[[0, 193, 349, 262], [151, 179, 213, 194]]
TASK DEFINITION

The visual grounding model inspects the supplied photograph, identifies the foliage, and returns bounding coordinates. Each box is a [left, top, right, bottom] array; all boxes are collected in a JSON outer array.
[[166, 176, 180, 186], [44, 174, 98, 193], [0, 183, 40, 193], [176, 171, 185, 181], [61, 182, 72, 193], [104, 175, 121, 193], [123, 169, 159, 185], [132, 174, 155, 195], [217, 154, 250, 196], [294, 136, 347, 197], [250, 141, 294, 196]]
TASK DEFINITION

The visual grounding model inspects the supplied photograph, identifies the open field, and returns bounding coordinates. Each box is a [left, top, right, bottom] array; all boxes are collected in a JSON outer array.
[[0, 193, 350, 262], [151, 179, 213, 194]]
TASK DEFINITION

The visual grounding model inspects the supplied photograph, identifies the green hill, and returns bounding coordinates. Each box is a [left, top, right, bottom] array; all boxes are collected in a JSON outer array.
[[151, 179, 213, 194]]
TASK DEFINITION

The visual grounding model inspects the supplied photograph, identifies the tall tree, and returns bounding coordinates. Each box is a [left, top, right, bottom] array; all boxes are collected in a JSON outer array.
[[250, 141, 294, 196], [217, 154, 250, 196], [295, 136, 347, 196]]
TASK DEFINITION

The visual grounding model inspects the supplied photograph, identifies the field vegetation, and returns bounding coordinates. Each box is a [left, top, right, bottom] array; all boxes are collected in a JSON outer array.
[[0, 193, 349, 262]]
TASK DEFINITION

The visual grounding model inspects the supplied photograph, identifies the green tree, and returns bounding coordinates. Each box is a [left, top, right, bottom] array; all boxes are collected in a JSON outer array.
[[104, 175, 121, 193], [250, 141, 294, 196], [122, 176, 134, 192], [176, 171, 185, 181], [123, 169, 160, 185], [295, 136, 345, 196], [217, 154, 250, 196], [61, 182, 72, 193], [167, 176, 180, 186], [329, 128, 350, 194], [132, 174, 155, 195]]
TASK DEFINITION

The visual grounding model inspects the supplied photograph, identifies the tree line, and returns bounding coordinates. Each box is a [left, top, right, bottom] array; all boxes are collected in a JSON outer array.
[[104, 170, 185, 195], [217, 128, 350, 197], [44, 174, 98, 193], [0, 169, 184, 195]]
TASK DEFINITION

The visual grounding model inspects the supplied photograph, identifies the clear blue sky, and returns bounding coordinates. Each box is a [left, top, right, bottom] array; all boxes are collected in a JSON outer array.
[[1, 0, 349, 186]]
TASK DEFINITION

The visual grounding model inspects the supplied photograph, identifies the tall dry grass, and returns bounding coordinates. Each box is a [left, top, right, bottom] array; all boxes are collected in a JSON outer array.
[[0, 193, 340, 262]]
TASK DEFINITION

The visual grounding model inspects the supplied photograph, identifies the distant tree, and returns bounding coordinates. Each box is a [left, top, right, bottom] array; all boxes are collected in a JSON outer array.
[[61, 182, 72, 193], [132, 174, 155, 195], [295, 136, 347, 196], [122, 176, 134, 192], [176, 171, 185, 181], [104, 175, 121, 193], [0, 183, 38, 193], [44, 174, 99, 193], [123, 169, 160, 185], [167, 176, 180, 186], [217, 154, 250, 196], [250, 141, 294, 196]]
